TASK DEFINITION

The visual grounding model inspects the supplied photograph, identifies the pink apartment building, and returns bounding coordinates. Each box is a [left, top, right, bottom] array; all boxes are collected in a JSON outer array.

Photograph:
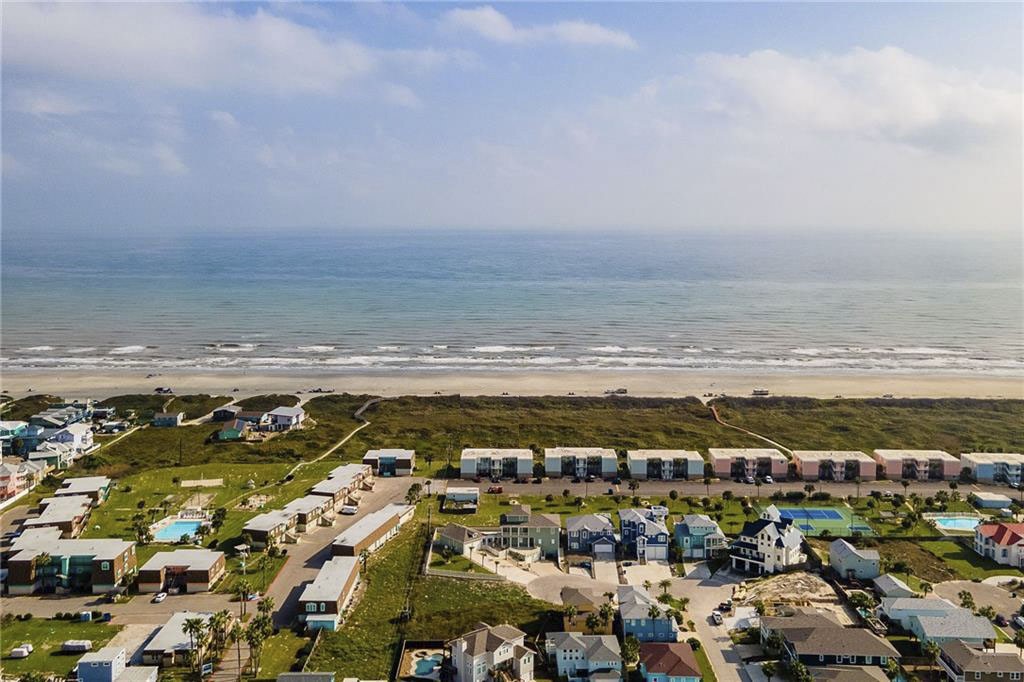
[[792, 451, 876, 482], [708, 448, 789, 480], [872, 449, 960, 481]]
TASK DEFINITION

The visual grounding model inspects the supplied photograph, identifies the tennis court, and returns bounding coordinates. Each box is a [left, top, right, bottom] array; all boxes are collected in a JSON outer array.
[[765, 505, 875, 537]]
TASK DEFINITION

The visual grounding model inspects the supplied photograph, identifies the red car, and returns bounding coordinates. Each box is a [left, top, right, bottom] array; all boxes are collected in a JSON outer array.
[[487, 485, 503, 494]]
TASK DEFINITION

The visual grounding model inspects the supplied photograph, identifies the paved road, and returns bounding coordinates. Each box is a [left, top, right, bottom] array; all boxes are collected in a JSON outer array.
[[672, 563, 746, 682]]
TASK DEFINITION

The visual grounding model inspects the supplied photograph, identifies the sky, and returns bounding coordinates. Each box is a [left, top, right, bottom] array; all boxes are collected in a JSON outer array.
[[2, 2, 1021, 235]]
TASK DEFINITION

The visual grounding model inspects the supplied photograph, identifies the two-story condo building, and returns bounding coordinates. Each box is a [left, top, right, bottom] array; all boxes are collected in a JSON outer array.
[[792, 451, 876, 481], [6, 527, 137, 594], [872, 450, 960, 481], [56, 476, 112, 504], [975, 522, 1024, 568], [566, 513, 616, 557], [266, 406, 306, 431], [618, 585, 680, 643], [880, 597, 996, 646], [545, 632, 622, 682], [708, 448, 788, 481], [23, 494, 94, 537], [0, 420, 30, 454], [619, 509, 670, 561], [960, 452, 1024, 485], [730, 505, 806, 575], [544, 448, 618, 480], [137, 549, 226, 593], [331, 504, 415, 557], [362, 449, 415, 476], [674, 514, 727, 560], [626, 450, 704, 480], [298, 556, 360, 631], [448, 622, 534, 682], [460, 448, 535, 480], [309, 463, 374, 510], [143, 612, 227, 667], [30, 405, 87, 429], [638, 643, 702, 682]]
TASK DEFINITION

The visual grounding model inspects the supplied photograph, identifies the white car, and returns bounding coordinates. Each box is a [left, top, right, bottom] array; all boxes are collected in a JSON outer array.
[[763, 475, 774, 484], [340, 505, 358, 515], [1014, 615, 1024, 629], [711, 610, 724, 625], [152, 592, 168, 603]]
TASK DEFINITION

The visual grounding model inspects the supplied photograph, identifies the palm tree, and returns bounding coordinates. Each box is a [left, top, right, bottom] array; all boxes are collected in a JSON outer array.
[[703, 476, 712, 498], [585, 613, 602, 634], [643, 579, 652, 592], [1013, 627, 1024, 657], [257, 595, 275, 616], [658, 578, 672, 595], [920, 581, 933, 596], [901, 479, 910, 497], [599, 603, 614, 625], [603, 591, 615, 604], [33, 552, 53, 590], [235, 578, 253, 616], [647, 605, 662, 620], [563, 604, 578, 625], [359, 549, 370, 572], [754, 478, 762, 499], [924, 640, 941, 676], [853, 476, 862, 501], [761, 661, 777, 682], [182, 617, 207, 673]]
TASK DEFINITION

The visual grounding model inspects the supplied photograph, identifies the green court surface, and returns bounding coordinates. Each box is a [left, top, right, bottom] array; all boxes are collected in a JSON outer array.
[[759, 504, 876, 537]]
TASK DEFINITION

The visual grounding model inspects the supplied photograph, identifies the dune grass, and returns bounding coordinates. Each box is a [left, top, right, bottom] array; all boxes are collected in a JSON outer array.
[[96, 394, 173, 422], [0, 394, 62, 421], [166, 394, 231, 419], [234, 394, 301, 411]]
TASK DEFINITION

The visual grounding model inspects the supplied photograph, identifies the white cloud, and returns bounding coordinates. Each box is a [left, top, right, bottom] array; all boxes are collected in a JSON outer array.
[[381, 84, 422, 109], [152, 143, 188, 176], [9, 89, 98, 117], [209, 111, 240, 132], [442, 6, 636, 49], [696, 46, 1021, 152]]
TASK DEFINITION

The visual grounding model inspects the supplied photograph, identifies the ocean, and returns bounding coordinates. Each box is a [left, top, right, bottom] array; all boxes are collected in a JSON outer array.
[[2, 230, 1021, 376]]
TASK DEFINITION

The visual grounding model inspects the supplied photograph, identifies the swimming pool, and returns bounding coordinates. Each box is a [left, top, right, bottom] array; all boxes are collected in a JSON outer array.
[[932, 516, 982, 531], [412, 654, 442, 677], [154, 519, 203, 542]]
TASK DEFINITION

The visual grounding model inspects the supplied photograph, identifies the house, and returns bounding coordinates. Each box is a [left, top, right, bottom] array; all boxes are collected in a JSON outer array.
[[152, 412, 184, 427], [545, 632, 622, 682], [309, 463, 373, 510], [22, 494, 94, 537], [498, 504, 561, 560], [872, 450, 960, 481], [879, 597, 995, 645], [30, 406, 86, 429], [760, 610, 898, 669], [975, 522, 1024, 567], [48, 422, 95, 454], [939, 639, 1024, 682], [331, 504, 415, 557], [137, 549, 226, 593], [674, 514, 727, 560], [448, 622, 534, 682], [971, 491, 1013, 509], [56, 475, 113, 504], [0, 458, 44, 500], [566, 513, 616, 557], [29, 440, 76, 469], [792, 451, 876, 481], [237, 411, 269, 425], [627, 450, 704, 481], [75, 646, 158, 682], [618, 585, 680, 642], [544, 448, 618, 479], [362, 449, 415, 476], [267, 406, 306, 431], [708, 448, 788, 480], [872, 574, 916, 599], [960, 452, 1024, 485], [218, 419, 251, 442], [619, 509, 670, 561], [298, 556, 360, 631], [561, 587, 613, 634], [0, 420, 29, 454], [6, 527, 137, 595], [212, 405, 242, 422], [443, 486, 480, 512], [143, 611, 225, 667], [829, 539, 880, 580], [638, 642, 702, 682], [730, 505, 806, 575], [436, 523, 485, 557], [460, 448, 534, 480], [90, 407, 117, 422]]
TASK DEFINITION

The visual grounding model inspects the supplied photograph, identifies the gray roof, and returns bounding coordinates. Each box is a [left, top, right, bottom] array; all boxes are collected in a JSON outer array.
[[268, 406, 305, 418], [449, 622, 526, 657], [23, 495, 93, 528], [332, 504, 413, 548], [787, 628, 898, 658], [873, 574, 915, 597], [244, 509, 295, 533], [566, 513, 614, 534], [912, 610, 996, 641], [811, 666, 889, 682], [546, 632, 620, 662], [299, 556, 359, 603], [57, 476, 112, 496], [830, 539, 880, 563], [941, 640, 1024, 674], [140, 549, 223, 572], [881, 597, 959, 615], [282, 495, 332, 515], [439, 523, 483, 544], [145, 612, 213, 654], [618, 508, 668, 536], [617, 585, 664, 621], [364, 448, 414, 459]]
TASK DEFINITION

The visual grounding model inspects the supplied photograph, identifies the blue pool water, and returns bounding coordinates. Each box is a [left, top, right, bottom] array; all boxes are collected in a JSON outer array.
[[155, 520, 203, 541], [413, 654, 442, 677], [933, 516, 981, 531]]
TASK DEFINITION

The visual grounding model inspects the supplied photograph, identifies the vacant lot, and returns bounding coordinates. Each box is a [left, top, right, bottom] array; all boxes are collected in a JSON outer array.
[[342, 395, 763, 477], [0, 618, 122, 676], [713, 397, 1024, 453], [166, 394, 231, 419]]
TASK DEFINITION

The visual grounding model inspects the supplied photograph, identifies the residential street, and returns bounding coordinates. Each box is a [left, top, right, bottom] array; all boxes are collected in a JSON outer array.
[[672, 563, 747, 682]]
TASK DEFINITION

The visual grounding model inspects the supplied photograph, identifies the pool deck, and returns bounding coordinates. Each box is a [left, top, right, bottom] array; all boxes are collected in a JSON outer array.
[[400, 647, 444, 681]]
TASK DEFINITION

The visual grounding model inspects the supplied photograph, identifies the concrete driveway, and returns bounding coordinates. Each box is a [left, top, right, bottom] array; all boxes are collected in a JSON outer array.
[[935, 580, 1023, 620], [672, 563, 746, 682], [622, 560, 673, 587], [593, 558, 618, 585]]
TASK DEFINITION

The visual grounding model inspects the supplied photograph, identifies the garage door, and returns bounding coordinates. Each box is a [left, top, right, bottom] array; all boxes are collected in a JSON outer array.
[[593, 543, 615, 558], [645, 545, 668, 561]]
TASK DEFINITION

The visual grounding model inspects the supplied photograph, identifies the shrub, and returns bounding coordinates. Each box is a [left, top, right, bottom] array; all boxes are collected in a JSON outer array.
[[669, 490, 678, 500], [687, 637, 701, 650], [545, 494, 554, 503]]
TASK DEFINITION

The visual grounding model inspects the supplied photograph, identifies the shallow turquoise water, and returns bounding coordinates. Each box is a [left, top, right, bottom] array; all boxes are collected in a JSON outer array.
[[933, 516, 981, 531], [155, 520, 203, 541]]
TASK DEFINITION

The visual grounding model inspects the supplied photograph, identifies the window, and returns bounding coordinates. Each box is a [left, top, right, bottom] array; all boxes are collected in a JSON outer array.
[[976, 674, 982, 680], [819, 656, 825, 662], [101, 561, 110, 571], [1010, 673, 1020, 680], [306, 603, 317, 613], [320, 602, 326, 612]]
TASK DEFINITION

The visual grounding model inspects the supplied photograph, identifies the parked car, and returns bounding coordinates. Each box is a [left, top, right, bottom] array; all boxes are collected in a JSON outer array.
[[532, 477, 542, 484], [580, 561, 592, 570], [744, 476, 755, 484], [487, 486, 503, 494], [996, 615, 1008, 627], [572, 476, 582, 484], [1013, 615, 1024, 629], [612, 477, 622, 485], [763, 475, 774, 484], [711, 611, 724, 625], [490, 476, 501, 484], [340, 505, 359, 515], [718, 599, 733, 612], [152, 592, 168, 603]]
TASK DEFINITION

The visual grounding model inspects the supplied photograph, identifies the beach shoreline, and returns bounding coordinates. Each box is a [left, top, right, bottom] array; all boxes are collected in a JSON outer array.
[[1, 369, 1021, 401]]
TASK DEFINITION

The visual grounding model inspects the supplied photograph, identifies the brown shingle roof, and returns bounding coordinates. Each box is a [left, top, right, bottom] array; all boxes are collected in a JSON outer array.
[[639, 643, 700, 678], [941, 640, 1024, 674]]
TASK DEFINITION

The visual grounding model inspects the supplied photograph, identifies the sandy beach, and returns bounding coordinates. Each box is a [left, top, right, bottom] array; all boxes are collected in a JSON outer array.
[[1, 369, 1021, 401]]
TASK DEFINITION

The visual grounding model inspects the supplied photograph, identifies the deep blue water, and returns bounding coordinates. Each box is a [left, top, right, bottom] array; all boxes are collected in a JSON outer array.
[[2, 230, 1021, 375]]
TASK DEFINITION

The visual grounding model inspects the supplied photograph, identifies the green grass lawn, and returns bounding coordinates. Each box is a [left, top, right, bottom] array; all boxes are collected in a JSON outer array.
[[166, 394, 231, 419], [216, 555, 289, 595], [428, 553, 492, 574], [78, 394, 367, 478], [342, 395, 763, 478], [712, 397, 1024, 454], [918, 539, 1024, 580], [0, 618, 122, 676], [693, 643, 717, 682], [253, 629, 312, 680]]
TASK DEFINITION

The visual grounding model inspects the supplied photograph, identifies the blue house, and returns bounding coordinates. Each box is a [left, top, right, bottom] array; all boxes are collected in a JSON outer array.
[[619, 509, 669, 561], [565, 513, 616, 557], [674, 514, 728, 560], [618, 585, 680, 642]]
